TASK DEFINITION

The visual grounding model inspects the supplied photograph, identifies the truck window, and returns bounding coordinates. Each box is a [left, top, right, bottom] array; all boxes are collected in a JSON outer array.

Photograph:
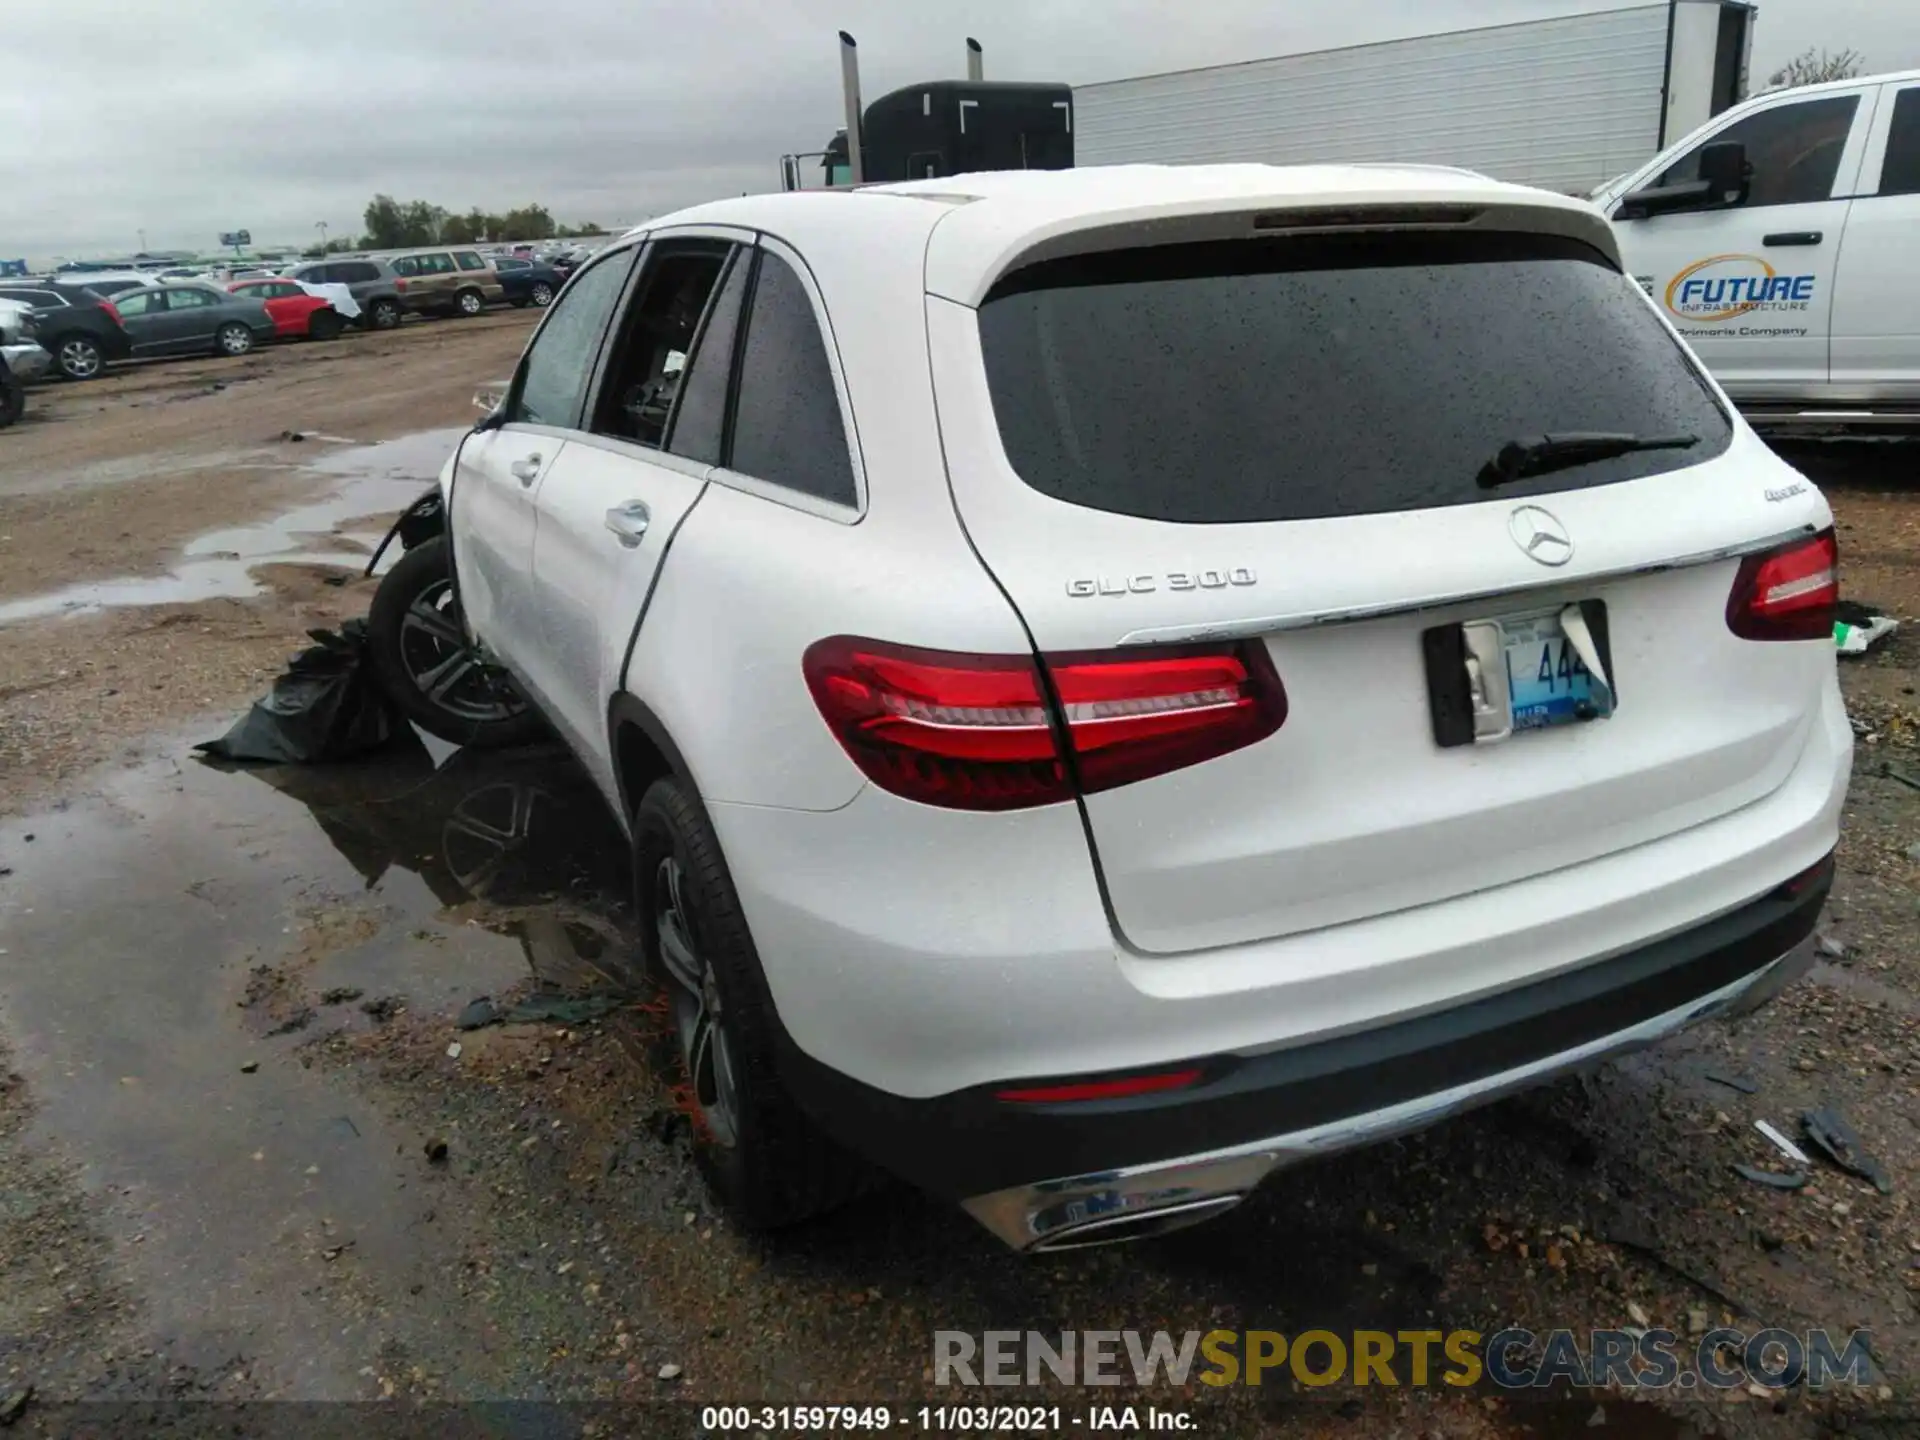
[[1877, 87, 1920, 196], [977, 231, 1731, 525], [1653, 94, 1859, 208]]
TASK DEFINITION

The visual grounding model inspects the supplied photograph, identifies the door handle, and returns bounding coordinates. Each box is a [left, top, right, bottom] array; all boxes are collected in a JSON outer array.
[[604, 500, 651, 547], [510, 454, 542, 485], [1762, 231, 1823, 246]]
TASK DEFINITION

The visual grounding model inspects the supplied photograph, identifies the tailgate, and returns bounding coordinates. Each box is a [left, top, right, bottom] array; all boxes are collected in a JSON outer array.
[[926, 226, 1837, 956]]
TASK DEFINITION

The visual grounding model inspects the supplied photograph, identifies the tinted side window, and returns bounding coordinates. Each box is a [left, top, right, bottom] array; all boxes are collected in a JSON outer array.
[[1654, 94, 1859, 207], [727, 252, 856, 506], [977, 232, 1731, 525], [391, 256, 419, 277], [666, 249, 750, 465], [511, 249, 637, 429], [1, 289, 62, 308], [454, 251, 486, 271], [424, 254, 457, 275], [1878, 87, 1920, 197], [114, 291, 161, 317], [171, 289, 216, 308]]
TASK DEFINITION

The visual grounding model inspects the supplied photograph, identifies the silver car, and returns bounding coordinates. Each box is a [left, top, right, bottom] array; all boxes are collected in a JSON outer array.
[[110, 284, 277, 359]]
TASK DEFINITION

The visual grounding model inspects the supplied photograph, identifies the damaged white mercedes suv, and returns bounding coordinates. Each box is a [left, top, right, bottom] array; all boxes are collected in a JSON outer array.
[[398, 164, 1849, 1251]]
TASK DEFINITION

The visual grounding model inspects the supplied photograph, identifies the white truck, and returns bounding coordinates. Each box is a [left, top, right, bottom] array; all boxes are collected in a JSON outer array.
[[1593, 69, 1920, 425], [1072, 1, 1757, 197]]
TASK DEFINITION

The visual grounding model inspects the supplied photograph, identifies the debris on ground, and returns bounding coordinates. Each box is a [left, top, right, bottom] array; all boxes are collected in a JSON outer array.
[[656, 1363, 682, 1382], [1880, 759, 1920, 792], [320, 1241, 353, 1262], [452, 991, 626, 1031], [1704, 1070, 1759, 1094], [267, 1008, 315, 1037], [360, 995, 403, 1022], [1835, 601, 1899, 656], [1816, 931, 1848, 959], [0, 1385, 32, 1426], [193, 620, 402, 765], [1755, 1118, 1811, 1165], [239, 1060, 259, 1074], [445, 1042, 462, 1060], [424, 1137, 449, 1165], [1802, 1105, 1894, 1193], [319, 987, 363, 1005], [1733, 1164, 1809, 1190]]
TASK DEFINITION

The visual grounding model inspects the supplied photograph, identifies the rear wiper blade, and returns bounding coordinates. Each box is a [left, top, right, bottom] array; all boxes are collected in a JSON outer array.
[[1477, 431, 1700, 489]]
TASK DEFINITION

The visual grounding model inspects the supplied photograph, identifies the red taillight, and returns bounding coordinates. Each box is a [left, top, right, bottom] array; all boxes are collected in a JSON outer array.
[[1726, 529, 1839, 642], [393, 277, 408, 291], [801, 636, 1286, 811], [997, 1068, 1204, 1104], [100, 299, 123, 327]]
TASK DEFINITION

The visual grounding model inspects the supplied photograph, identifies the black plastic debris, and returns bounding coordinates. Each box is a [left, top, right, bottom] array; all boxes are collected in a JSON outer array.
[[1733, 1164, 1809, 1191], [1835, 600, 1898, 656], [195, 620, 402, 764], [1705, 1070, 1760, 1095], [455, 991, 625, 1031], [1802, 1106, 1894, 1193]]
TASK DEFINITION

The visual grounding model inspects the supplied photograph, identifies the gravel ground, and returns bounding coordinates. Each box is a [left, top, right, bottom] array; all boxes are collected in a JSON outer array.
[[0, 386, 1915, 1438]]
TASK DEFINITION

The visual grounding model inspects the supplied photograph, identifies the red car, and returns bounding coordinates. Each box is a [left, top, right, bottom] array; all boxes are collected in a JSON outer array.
[[225, 279, 344, 341]]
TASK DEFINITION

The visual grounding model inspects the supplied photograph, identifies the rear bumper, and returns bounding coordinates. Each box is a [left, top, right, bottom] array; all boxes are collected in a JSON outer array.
[[777, 857, 1829, 1250]]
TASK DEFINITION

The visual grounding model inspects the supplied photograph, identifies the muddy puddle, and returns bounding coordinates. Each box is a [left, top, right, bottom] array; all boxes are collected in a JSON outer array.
[[0, 429, 461, 626], [0, 733, 644, 1392]]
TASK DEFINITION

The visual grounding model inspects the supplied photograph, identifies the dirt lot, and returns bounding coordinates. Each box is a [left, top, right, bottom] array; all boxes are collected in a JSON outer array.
[[0, 336, 1917, 1439], [0, 312, 534, 816]]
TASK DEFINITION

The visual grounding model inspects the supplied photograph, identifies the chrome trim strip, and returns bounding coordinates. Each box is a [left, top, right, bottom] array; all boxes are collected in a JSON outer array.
[[1114, 525, 1814, 647], [961, 952, 1795, 1252]]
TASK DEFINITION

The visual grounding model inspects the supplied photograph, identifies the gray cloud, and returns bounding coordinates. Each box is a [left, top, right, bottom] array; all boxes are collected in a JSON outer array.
[[3, 0, 1912, 261]]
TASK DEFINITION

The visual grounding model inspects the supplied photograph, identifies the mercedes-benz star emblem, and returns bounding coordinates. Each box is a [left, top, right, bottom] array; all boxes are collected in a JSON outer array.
[[1508, 505, 1573, 567]]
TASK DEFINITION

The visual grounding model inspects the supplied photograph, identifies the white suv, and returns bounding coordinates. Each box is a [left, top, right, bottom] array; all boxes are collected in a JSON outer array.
[[406, 164, 1850, 1251]]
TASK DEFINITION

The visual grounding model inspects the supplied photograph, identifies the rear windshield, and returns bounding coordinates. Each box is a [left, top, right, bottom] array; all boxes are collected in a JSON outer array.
[[977, 231, 1731, 524]]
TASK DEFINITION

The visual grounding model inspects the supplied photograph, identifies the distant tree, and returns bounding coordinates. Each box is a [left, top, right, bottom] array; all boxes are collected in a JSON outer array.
[[362, 193, 407, 250], [497, 204, 557, 241], [559, 221, 607, 237], [439, 212, 482, 244], [1766, 47, 1865, 91]]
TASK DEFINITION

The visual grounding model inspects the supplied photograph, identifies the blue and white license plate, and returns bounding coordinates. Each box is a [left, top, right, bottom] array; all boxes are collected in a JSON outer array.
[[1502, 611, 1599, 731]]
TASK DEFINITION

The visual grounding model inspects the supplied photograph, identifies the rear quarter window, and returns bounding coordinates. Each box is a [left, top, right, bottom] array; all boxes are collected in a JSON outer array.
[[976, 231, 1732, 524]]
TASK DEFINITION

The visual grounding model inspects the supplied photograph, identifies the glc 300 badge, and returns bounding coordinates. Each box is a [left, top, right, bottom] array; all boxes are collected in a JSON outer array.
[[1066, 568, 1257, 598]]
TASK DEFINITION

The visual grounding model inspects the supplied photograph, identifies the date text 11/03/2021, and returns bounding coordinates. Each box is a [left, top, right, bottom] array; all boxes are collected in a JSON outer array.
[[699, 1408, 1194, 1432]]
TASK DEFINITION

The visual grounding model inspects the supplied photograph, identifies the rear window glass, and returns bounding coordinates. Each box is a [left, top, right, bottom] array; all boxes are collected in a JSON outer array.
[[977, 232, 1731, 524]]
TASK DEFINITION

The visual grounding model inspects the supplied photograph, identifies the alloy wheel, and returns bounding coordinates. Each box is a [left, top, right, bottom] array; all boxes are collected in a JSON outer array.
[[397, 578, 528, 725], [59, 340, 100, 379], [655, 855, 741, 1148]]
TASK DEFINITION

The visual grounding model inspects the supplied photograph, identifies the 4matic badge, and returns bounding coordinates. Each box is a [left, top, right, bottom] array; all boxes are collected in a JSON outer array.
[[1066, 568, 1257, 597]]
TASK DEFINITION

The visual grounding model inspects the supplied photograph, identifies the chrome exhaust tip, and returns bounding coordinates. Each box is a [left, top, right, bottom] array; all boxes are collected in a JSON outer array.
[[1028, 1195, 1245, 1253]]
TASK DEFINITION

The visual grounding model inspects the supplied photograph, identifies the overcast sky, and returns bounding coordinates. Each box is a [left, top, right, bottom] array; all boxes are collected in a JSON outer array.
[[3, 0, 1911, 261]]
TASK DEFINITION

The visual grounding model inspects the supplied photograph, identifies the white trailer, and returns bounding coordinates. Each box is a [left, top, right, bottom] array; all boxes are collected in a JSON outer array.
[[1072, 1, 1756, 196]]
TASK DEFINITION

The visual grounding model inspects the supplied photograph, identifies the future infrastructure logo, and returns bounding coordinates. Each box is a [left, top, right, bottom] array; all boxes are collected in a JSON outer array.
[[1666, 253, 1817, 323]]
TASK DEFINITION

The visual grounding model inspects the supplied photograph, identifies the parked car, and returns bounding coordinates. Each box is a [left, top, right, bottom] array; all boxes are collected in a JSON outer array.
[[367, 165, 1847, 1251], [1592, 67, 1920, 424], [491, 256, 563, 309], [386, 248, 504, 317], [111, 283, 277, 359], [286, 257, 408, 331], [54, 271, 160, 297], [225, 278, 346, 340], [0, 281, 133, 380], [0, 300, 48, 428]]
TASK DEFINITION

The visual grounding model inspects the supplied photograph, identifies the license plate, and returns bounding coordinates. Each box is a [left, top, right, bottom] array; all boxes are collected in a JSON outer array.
[[1448, 603, 1614, 744], [1501, 612, 1600, 731]]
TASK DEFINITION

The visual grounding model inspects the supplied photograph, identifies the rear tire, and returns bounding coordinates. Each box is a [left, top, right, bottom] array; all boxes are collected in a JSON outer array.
[[455, 288, 484, 317], [632, 777, 869, 1230], [529, 282, 554, 308], [215, 323, 252, 357], [308, 309, 344, 341], [368, 298, 402, 330], [366, 536, 544, 748], [53, 335, 104, 381]]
